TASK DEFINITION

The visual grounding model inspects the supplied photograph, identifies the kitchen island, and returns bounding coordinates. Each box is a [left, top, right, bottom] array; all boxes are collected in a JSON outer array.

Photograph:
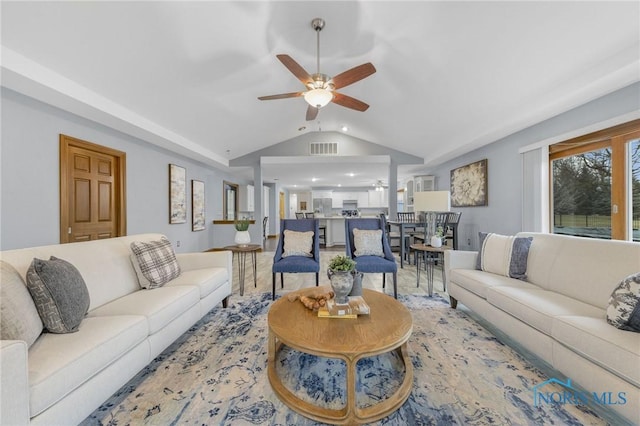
[[317, 215, 381, 247]]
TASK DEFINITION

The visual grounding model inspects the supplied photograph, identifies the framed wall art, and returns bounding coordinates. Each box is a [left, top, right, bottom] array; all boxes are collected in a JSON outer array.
[[450, 159, 488, 207], [169, 164, 187, 224], [191, 179, 205, 231]]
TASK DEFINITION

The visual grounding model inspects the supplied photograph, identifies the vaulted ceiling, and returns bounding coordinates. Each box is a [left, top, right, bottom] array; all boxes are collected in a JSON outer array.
[[2, 1, 638, 188]]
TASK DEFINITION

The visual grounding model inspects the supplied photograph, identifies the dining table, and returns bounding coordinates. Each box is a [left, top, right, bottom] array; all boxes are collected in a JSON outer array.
[[387, 220, 426, 268]]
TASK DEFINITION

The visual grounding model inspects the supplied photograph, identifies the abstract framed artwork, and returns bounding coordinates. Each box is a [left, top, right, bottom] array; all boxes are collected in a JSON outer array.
[[450, 159, 488, 207], [169, 164, 187, 224], [191, 179, 205, 231]]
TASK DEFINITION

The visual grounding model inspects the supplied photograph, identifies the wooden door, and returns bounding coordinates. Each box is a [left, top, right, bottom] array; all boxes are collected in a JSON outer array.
[[279, 191, 285, 221], [60, 135, 126, 243]]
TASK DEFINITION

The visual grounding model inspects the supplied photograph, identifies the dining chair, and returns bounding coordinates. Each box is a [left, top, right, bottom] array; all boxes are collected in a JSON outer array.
[[305, 212, 326, 246], [445, 212, 462, 249], [345, 218, 398, 299], [379, 213, 401, 250], [396, 212, 417, 262], [272, 219, 320, 300]]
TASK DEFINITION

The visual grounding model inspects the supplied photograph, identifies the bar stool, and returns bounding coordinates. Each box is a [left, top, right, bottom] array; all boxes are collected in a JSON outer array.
[[305, 212, 326, 246]]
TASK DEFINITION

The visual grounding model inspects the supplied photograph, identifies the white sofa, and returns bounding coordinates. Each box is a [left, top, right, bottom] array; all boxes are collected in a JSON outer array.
[[0, 234, 232, 425], [445, 232, 640, 424]]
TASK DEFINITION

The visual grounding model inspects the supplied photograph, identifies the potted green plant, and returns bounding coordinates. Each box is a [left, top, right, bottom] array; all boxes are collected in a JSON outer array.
[[234, 218, 251, 246], [327, 255, 357, 304]]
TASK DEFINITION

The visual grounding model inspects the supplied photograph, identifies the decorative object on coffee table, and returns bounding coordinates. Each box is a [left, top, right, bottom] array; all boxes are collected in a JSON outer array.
[[234, 218, 251, 246], [327, 255, 356, 304]]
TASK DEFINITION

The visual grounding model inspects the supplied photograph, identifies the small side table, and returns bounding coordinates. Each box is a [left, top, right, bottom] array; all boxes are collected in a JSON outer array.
[[223, 244, 261, 296], [409, 244, 452, 297]]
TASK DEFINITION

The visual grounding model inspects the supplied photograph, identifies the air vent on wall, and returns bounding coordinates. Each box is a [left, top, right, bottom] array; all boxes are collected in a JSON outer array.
[[309, 142, 338, 156]]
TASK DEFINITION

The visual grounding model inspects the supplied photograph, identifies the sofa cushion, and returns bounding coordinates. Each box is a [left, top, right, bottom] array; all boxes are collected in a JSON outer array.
[[165, 267, 229, 299], [87, 286, 199, 334], [552, 315, 640, 387], [486, 287, 604, 335], [607, 272, 640, 332], [449, 268, 539, 300], [26, 257, 90, 334], [28, 314, 148, 417], [476, 232, 532, 279], [353, 228, 384, 257], [130, 237, 181, 289], [0, 261, 43, 346], [282, 230, 314, 258], [519, 232, 640, 309]]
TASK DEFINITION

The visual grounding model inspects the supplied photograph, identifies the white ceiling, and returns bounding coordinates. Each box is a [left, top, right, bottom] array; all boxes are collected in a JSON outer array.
[[1, 1, 639, 189]]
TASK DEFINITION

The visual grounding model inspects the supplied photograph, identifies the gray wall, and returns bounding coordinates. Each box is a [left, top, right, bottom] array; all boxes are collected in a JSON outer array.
[[2, 82, 638, 251], [416, 82, 640, 251], [0, 88, 252, 251]]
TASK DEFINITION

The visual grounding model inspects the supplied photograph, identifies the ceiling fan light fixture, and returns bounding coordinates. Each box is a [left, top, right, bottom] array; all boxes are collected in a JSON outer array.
[[304, 88, 333, 108]]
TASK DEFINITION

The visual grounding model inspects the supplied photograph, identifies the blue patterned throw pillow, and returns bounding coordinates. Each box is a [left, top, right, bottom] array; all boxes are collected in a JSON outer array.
[[476, 232, 532, 280], [607, 272, 640, 332]]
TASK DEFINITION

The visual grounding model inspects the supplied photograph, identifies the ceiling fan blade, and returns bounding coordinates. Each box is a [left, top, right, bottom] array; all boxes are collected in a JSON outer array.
[[277, 54, 313, 86], [306, 105, 319, 121], [258, 92, 303, 101], [331, 63, 376, 89], [332, 92, 370, 112]]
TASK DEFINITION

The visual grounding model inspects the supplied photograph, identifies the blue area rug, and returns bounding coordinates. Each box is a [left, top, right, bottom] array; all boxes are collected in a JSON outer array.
[[81, 293, 611, 425]]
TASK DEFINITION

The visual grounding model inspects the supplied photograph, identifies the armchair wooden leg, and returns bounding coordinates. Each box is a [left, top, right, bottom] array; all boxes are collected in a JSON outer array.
[[315, 273, 319, 286], [280, 273, 284, 289], [382, 273, 386, 289], [449, 296, 458, 309], [222, 295, 229, 308], [393, 272, 398, 299], [272, 273, 276, 300]]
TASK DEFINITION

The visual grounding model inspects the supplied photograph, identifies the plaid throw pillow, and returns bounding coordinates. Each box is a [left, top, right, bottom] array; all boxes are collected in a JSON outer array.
[[130, 237, 181, 289]]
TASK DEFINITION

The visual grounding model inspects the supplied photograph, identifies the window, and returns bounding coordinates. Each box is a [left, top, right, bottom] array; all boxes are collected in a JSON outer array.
[[549, 120, 640, 241]]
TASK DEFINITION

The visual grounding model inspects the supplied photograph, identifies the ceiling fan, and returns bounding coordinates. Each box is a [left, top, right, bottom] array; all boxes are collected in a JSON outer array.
[[258, 18, 376, 121]]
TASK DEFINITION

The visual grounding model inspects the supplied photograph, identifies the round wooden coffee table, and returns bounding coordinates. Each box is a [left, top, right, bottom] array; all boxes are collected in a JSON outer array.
[[267, 287, 413, 425]]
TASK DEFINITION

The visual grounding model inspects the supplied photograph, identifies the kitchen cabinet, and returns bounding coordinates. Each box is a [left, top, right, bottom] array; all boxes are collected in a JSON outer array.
[[312, 190, 333, 199], [368, 189, 388, 208], [239, 184, 254, 212], [331, 192, 344, 208]]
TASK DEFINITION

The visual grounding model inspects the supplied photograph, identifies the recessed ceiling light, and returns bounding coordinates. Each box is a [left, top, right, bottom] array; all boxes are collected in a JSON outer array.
[[341, 125, 348, 132], [311, 177, 318, 182], [347, 173, 355, 177], [338, 184, 342, 187]]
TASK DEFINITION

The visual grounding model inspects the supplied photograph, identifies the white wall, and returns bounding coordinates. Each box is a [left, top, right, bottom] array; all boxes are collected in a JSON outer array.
[[0, 88, 247, 251]]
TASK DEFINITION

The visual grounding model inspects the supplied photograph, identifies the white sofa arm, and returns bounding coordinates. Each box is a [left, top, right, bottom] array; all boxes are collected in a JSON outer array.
[[1, 340, 30, 425], [446, 250, 478, 270], [176, 251, 232, 273]]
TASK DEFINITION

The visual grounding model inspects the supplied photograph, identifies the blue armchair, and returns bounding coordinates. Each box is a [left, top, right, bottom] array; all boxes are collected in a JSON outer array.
[[345, 218, 398, 299], [272, 219, 320, 300]]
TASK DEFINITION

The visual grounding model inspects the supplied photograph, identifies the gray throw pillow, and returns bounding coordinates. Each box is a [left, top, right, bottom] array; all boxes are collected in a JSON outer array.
[[26, 256, 90, 334], [130, 237, 181, 288], [606, 272, 640, 332], [476, 232, 532, 280], [1, 260, 43, 346]]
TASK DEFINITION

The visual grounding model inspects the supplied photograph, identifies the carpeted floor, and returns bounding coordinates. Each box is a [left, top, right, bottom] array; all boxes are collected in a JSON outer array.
[[81, 291, 615, 425]]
